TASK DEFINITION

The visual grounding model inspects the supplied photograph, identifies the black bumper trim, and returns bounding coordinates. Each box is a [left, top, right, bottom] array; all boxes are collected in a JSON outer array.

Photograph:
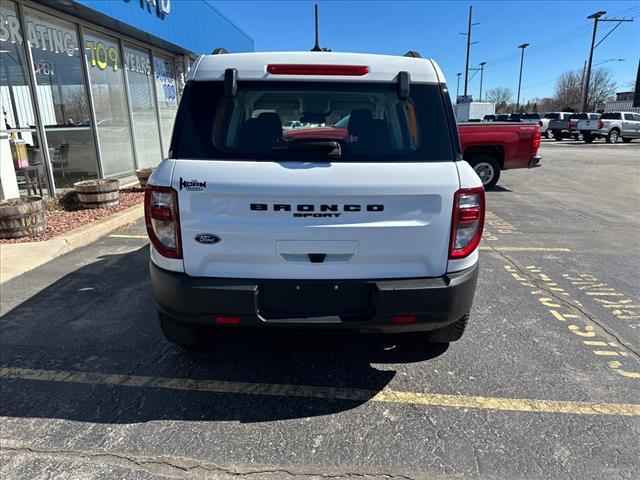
[[150, 262, 479, 332], [528, 155, 542, 168]]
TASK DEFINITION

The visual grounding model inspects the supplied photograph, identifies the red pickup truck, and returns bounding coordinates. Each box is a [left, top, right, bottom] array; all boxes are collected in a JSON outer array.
[[285, 120, 541, 189], [458, 122, 542, 189]]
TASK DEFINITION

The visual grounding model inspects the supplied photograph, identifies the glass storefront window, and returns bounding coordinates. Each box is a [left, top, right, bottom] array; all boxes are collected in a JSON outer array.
[[84, 29, 135, 177], [124, 44, 162, 169], [153, 53, 178, 156], [1, 1, 48, 197], [24, 7, 99, 188]]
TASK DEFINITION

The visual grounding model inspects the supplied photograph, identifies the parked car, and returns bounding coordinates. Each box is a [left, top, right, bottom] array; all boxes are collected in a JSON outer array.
[[578, 112, 640, 143], [548, 113, 571, 140], [495, 114, 510, 121], [521, 113, 541, 124], [282, 120, 303, 130], [483, 114, 496, 122], [540, 112, 571, 139], [146, 50, 483, 347], [549, 112, 598, 141]]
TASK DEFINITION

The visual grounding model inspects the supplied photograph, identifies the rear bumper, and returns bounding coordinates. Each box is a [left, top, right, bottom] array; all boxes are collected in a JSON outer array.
[[528, 155, 542, 168], [150, 262, 479, 333], [580, 130, 604, 137]]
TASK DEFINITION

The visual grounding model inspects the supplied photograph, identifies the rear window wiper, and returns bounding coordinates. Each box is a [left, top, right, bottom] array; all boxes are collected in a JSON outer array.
[[272, 140, 341, 159]]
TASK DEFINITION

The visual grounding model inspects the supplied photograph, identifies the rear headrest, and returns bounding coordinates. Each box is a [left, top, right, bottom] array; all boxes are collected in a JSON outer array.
[[348, 109, 374, 135], [253, 112, 283, 136]]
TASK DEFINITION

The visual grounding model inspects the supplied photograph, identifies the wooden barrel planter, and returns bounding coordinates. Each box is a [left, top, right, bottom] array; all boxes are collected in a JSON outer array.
[[0, 196, 46, 239], [74, 179, 120, 209], [136, 168, 154, 188]]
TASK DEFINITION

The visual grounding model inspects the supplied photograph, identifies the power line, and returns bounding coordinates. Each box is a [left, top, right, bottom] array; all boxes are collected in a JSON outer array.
[[479, 5, 639, 68]]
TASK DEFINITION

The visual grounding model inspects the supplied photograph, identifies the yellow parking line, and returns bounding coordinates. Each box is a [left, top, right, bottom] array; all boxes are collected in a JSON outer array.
[[480, 246, 571, 252], [1, 367, 638, 417], [109, 234, 148, 239]]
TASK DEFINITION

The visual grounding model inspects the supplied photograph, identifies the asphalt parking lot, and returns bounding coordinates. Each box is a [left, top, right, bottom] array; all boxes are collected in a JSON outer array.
[[1, 140, 639, 480]]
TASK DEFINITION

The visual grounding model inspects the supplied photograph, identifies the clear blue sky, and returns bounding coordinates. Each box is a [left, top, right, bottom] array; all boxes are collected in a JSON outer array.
[[214, 0, 639, 101]]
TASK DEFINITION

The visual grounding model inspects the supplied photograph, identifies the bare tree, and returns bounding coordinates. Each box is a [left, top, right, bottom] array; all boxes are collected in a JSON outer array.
[[554, 67, 616, 112], [586, 67, 617, 111], [486, 87, 512, 113], [554, 71, 581, 111]]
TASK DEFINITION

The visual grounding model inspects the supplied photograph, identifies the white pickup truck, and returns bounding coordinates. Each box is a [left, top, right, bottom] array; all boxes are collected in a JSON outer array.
[[145, 51, 484, 347], [578, 112, 640, 143]]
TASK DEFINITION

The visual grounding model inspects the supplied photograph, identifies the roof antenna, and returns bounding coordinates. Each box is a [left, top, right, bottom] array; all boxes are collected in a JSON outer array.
[[311, 3, 321, 51]]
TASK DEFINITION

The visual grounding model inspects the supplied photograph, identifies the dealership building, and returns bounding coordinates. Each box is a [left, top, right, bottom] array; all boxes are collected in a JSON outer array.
[[0, 0, 254, 198]]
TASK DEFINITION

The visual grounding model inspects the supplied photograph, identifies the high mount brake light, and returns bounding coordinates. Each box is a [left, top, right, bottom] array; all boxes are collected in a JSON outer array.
[[266, 64, 369, 76], [145, 186, 182, 259], [449, 187, 485, 259]]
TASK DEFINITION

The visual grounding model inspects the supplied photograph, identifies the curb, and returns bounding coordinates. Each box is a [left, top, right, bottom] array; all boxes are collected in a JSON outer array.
[[0, 204, 144, 284]]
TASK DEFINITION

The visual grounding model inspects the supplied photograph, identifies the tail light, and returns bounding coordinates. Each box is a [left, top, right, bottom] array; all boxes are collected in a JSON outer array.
[[532, 127, 541, 150], [598, 119, 604, 129], [145, 186, 182, 259], [449, 187, 485, 259]]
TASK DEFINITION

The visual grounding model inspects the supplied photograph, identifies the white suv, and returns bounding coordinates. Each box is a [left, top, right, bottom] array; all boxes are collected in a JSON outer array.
[[145, 51, 484, 347]]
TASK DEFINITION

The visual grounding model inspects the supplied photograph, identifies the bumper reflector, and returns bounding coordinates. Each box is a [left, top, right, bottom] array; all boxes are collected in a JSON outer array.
[[216, 316, 240, 325], [393, 315, 416, 324]]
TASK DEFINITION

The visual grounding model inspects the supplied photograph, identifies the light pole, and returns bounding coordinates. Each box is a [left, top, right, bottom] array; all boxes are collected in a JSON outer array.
[[515, 43, 529, 113], [456, 72, 462, 98], [478, 62, 486, 102]]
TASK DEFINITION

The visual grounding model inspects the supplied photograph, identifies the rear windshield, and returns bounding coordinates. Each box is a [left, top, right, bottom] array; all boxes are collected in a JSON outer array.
[[570, 113, 588, 119], [544, 113, 560, 119], [170, 81, 455, 162], [601, 112, 621, 120], [522, 114, 540, 119]]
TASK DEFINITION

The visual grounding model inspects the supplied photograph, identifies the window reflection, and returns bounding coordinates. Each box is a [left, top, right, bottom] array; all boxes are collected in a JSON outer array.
[[24, 7, 99, 188], [1, 1, 48, 197], [153, 54, 178, 156], [84, 29, 135, 177], [124, 44, 162, 169]]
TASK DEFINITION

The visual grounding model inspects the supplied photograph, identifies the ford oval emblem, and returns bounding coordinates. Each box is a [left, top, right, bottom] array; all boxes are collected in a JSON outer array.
[[195, 233, 221, 244]]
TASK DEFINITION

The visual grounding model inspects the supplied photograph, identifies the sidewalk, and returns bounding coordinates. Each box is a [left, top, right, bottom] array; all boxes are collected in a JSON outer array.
[[0, 204, 143, 284]]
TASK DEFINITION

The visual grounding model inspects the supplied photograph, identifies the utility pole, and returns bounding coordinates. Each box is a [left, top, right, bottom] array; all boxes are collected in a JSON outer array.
[[580, 60, 587, 110], [581, 11, 633, 112], [515, 43, 529, 113], [456, 73, 462, 98], [478, 62, 486, 102]]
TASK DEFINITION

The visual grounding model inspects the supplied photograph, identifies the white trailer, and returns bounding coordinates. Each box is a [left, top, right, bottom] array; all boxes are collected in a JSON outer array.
[[455, 102, 495, 122]]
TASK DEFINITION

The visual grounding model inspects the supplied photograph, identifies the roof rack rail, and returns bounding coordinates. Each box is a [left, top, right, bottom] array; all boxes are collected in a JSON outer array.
[[403, 51, 421, 58], [211, 48, 229, 55]]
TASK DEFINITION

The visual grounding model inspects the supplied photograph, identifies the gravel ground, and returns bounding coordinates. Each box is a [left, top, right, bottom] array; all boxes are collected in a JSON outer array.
[[0, 188, 144, 244]]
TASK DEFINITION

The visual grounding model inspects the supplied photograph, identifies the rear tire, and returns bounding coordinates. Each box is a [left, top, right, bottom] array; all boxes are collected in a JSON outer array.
[[158, 310, 207, 348], [426, 315, 469, 343], [574, 133, 583, 141], [606, 130, 620, 144], [545, 129, 553, 139], [553, 132, 563, 141], [583, 134, 594, 144], [469, 156, 501, 190]]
